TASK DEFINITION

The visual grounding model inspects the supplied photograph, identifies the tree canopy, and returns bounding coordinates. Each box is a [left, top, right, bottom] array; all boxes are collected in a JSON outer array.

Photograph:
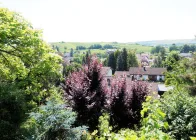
[[0, 8, 62, 101], [0, 8, 63, 138]]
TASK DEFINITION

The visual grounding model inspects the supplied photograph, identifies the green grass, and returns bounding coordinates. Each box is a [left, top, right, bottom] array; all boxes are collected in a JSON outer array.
[[50, 42, 153, 54]]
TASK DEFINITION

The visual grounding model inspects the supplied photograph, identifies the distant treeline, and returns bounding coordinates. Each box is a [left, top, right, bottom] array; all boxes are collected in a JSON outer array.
[[151, 44, 196, 54], [169, 44, 196, 53], [76, 44, 117, 50]]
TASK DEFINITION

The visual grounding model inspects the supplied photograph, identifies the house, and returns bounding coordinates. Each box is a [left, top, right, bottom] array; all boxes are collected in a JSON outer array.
[[114, 67, 166, 82], [137, 53, 153, 67], [158, 84, 173, 96], [101, 67, 112, 86], [129, 67, 166, 81], [101, 67, 112, 77], [106, 49, 117, 54], [179, 53, 192, 58], [64, 52, 71, 57], [114, 71, 129, 78]]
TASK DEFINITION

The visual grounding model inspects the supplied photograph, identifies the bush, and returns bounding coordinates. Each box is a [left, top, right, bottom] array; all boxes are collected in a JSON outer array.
[[83, 112, 170, 140], [109, 79, 149, 130], [160, 89, 196, 139], [64, 57, 108, 131], [0, 82, 29, 139], [140, 96, 171, 139], [23, 97, 87, 140]]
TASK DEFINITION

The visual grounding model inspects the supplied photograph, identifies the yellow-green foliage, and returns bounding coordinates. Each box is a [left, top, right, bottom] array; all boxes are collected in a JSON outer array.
[[83, 109, 171, 140]]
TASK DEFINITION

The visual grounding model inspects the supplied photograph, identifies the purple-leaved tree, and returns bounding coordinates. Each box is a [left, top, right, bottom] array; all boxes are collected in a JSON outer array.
[[109, 79, 149, 130], [64, 56, 108, 130], [64, 56, 149, 131]]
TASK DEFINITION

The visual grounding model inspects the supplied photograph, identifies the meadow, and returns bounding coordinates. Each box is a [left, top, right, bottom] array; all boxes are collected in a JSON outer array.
[[50, 42, 154, 54]]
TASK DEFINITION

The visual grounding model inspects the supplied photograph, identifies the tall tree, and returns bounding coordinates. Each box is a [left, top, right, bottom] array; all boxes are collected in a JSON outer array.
[[153, 55, 163, 67], [164, 51, 181, 71], [165, 54, 196, 95], [116, 53, 124, 71], [121, 48, 128, 70], [64, 57, 107, 131], [56, 46, 60, 52], [70, 48, 73, 57], [127, 51, 138, 67], [107, 52, 116, 73], [0, 7, 62, 139]]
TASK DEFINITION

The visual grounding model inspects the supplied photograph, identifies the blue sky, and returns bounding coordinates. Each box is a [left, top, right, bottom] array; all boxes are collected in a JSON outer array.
[[1, 0, 196, 42]]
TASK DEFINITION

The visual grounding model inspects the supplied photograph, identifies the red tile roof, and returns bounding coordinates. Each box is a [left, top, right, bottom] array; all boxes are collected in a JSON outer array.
[[129, 67, 166, 75], [114, 71, 129, 77]]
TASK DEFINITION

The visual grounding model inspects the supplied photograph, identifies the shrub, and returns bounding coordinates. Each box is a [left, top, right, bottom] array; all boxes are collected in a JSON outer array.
[[109, 79, 149, 130], [0, 82, 28, 139], [160, 89, 196, 139], [23, 97, 87, 140], [82, 113, 138, 140], [83, 112, 170, 140], [64, 56, 108, 131], [140, 96, 171, 139]]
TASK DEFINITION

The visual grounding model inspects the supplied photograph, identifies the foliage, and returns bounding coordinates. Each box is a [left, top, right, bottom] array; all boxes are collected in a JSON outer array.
[[165, 54, 196, 95], [0, 7, 63, 139], [180, 44, 196, 53], [127, 50, 138, 68], [64, 56, 108, 131], [116, 53, 124, 71], [0, 7, 62, 103], [70, 48, 74, 57], [153, 55, 163, 67], [0, 82, 29, 139], [151, 46, 166, 54], [82, 113, 139, 140], [89, 44, 102, 49], [103, 44, 115, 49], [160, 89, 196, 139], [62, 62, 82, 77], [76, 45, 86, 50], [164, 51, 181, 71], [169, 44, 179, 52], [109, 80, 149, 130], [107, 52, 116, 73], [121, 48, 128, 71], [23, 97, 87, 140], [140, 96, 171, 140], [83, 111, 170, 140], [82, 50, 91, 65]]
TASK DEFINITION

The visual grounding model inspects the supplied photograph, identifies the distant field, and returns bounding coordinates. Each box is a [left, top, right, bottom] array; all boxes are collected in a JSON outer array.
[[50, 42, 153, 54]]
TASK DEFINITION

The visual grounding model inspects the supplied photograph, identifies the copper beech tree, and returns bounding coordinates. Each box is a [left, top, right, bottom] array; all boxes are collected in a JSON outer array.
[[64, 56, 149, 131]]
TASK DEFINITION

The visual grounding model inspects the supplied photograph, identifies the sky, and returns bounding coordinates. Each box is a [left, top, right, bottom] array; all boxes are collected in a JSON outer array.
[[1, 0, 196, 42]]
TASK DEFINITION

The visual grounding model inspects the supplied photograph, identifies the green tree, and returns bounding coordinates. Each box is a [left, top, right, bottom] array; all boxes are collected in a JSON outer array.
[[153, 55, 163, 67], [127, 50, 138, 67], [25, 97, 87, 140], [121, 48, 128, 70], [165, 54, 196, 95], [164, 51, 181, 71], [56, 46, 60, 52], [151, 45, 165, 54], [0, 7, 62, 138], [107, 52, 116, 73], [116, 53, 124, 71], [169, 44, 179, 52], [70, 48, 73, 57]]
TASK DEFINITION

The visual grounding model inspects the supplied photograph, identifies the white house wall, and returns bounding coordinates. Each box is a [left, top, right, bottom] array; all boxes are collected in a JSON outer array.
[[142, 75, 148, 80], [106, 69, 112, 77], [156, 75, 165, 81]]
